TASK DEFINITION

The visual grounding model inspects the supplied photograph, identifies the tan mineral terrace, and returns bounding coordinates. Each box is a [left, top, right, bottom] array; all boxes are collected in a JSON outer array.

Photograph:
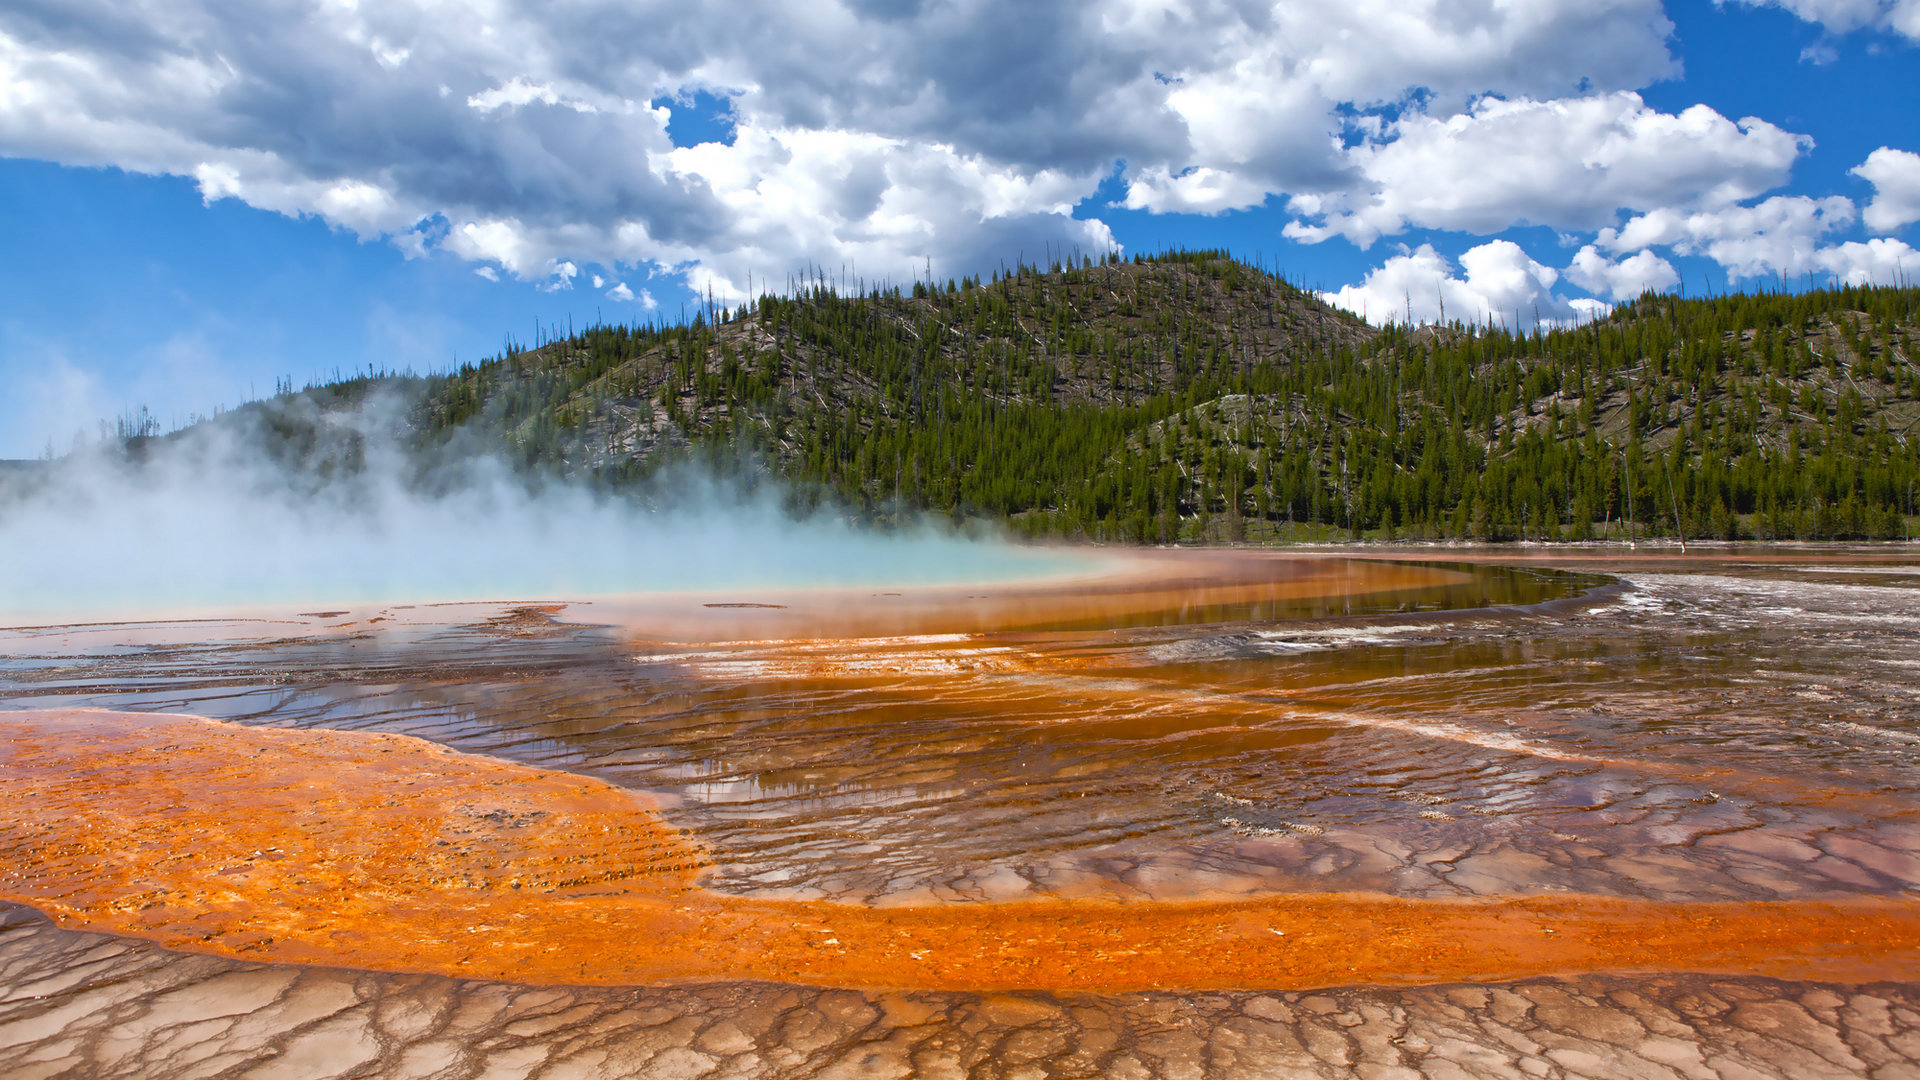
[[3, 708, 1917, 994]]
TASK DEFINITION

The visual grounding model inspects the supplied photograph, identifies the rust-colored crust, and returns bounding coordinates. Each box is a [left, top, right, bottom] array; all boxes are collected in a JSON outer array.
[[4, 709, 1916, 992]]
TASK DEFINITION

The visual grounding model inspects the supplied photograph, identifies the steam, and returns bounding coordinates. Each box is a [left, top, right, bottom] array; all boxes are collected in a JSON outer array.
[[0, 389, 1085, 622]]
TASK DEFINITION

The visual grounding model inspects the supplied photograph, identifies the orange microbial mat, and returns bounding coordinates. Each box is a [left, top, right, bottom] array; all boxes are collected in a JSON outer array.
[[4, 708, 1916, 993]]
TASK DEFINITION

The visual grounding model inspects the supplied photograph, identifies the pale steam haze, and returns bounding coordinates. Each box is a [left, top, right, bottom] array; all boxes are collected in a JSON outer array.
[[0, 400, 1085, 621]]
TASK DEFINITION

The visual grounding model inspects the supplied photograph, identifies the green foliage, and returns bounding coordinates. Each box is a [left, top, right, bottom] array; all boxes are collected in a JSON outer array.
[[377, 256, 1920, 542]]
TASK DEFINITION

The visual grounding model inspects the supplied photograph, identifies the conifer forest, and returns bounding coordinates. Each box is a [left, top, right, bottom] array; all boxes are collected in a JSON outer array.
[[222, 252, 1920, 543]]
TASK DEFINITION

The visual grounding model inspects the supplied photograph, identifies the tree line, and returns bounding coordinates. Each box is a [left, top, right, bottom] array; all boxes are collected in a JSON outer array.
[[274, 251, 1920, 543]]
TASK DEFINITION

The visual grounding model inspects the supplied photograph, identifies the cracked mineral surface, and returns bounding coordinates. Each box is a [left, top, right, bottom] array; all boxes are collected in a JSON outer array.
[[3, 903, 1918, 1079], [2, 546, 1918, 1077]]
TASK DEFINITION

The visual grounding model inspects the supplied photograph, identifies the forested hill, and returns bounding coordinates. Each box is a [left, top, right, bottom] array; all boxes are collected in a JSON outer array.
[[267, 251, 1920, 541]]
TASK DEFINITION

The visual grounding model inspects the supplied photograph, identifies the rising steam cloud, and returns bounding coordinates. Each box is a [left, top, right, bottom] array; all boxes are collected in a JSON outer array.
[[0, 391, 1083, 621]]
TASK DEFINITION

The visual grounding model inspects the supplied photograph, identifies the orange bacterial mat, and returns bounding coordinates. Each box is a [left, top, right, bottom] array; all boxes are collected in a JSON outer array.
[[3, 708, 1916, 992]]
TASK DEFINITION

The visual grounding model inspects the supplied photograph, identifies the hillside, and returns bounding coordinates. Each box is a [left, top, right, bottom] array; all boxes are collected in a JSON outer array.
[[154, 252, 1920, 542]]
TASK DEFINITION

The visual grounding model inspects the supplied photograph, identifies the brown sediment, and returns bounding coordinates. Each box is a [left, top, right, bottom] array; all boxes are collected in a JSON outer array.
[[463, 603, 579, 638], [4, 708, 1917, 993]]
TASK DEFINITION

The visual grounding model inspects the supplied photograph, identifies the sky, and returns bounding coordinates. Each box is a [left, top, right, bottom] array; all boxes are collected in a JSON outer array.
[[2, 0, 1918, 458]]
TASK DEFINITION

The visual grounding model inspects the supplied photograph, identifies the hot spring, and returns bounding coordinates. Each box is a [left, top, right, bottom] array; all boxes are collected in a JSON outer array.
[[2, 545, 1918, 1078]]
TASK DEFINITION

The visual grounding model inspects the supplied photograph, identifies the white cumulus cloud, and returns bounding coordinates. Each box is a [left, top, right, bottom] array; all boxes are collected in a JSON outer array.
[[1590, 192, 1917, 286], [1121, 0, 1678, 211], [1566, 246, 1681, 301], [605, 282, 655, 308], [1283, 93, 1807, 247], [1814, 238, 1920, 285], [1735, 0, 1920, 41], [1597, 194, 1856, 279], [1854, 147, 1920, 233], [4, 0, 1883, 310], [0, 0, 1693, 295], [1321, 240, 1605, 328]]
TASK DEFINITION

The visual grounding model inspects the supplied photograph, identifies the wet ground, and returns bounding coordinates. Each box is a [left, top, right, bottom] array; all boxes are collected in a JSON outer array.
[[6, 903, 1918, 1080], [2, 545, 1918, 1077]]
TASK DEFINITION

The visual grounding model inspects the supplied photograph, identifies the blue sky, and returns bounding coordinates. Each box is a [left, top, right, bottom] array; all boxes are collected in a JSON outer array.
[[2, 0, 1917, 457]]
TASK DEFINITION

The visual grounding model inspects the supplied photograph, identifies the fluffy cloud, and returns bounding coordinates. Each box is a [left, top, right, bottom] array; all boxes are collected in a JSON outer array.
[[1854, 147, 1920, 233], [671, 126, 1117, 299], [1587, 192, 1918, 286], [1123, 0, 1677, 208], [1120, 166, 1275, 216], [1597, 195, 1857, 279], [1735, 0, 1920, 41], [10, 0, 1880, 308], [1814, 238, 1920, 285], [0, 0, 1689, 293], [1282, 93, 1807, 246], [1566, 246, 1681, 301], [1321, 240, 1606, 328], [1327, 195, 1907, 326]]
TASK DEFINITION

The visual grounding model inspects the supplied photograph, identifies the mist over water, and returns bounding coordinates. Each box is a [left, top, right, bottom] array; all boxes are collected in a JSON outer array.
[[0, 394, 1088, 621]]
